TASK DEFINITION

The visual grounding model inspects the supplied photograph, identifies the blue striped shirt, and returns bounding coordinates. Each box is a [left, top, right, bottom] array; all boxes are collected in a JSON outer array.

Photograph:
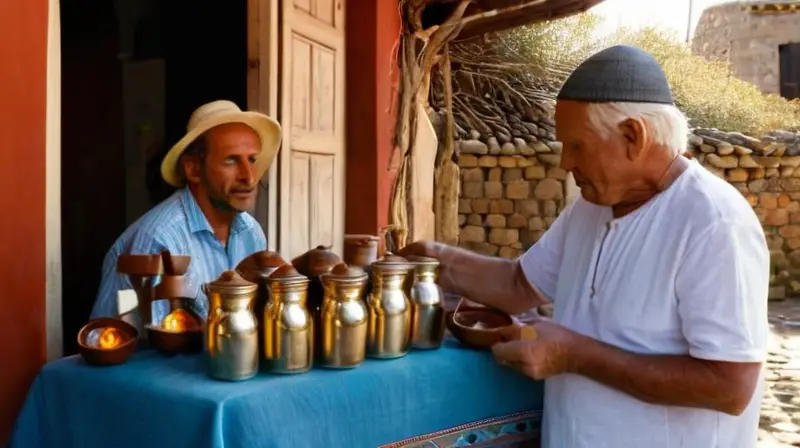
[[90, 187, 266, 323]]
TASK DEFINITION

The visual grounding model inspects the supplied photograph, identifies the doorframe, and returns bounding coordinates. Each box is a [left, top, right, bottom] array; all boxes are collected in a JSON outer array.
[[46, 0, 63, 361], [247, 0, 281, 251]]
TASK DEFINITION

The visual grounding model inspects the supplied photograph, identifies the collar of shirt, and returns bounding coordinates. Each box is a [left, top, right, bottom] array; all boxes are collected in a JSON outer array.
[[179, 187, 254, 237]]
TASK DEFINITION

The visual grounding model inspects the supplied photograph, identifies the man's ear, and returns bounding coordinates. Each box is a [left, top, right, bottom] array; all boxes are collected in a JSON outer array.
[[182, 156, 203, 184], [619, 118, 647, 161]]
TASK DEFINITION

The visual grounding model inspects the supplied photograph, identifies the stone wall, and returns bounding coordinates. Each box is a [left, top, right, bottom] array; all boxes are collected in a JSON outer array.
[[688, 128, 800, 300], [453, 102, 575, 260], [692, 2, 800, 96]]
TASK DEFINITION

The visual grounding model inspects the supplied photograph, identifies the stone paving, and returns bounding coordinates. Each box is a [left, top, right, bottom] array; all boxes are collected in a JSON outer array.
[[759, 300, 800, 447]]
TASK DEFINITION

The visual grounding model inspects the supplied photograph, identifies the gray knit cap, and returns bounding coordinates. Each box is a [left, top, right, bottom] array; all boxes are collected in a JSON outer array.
[[557, 45, 674, 105]]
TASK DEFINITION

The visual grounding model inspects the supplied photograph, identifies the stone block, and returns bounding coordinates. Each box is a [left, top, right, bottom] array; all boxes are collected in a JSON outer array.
[[515, 199, 539, 217], [462, 182, 483, 199], [459, 154, 478, 167], [472, 199, 490, 214], [485, 181, 503, 199], [727, 168, 749, 183], [460, 140, 489, 155], [543, 200, 558, 217], [484, 214, 506, 228], [706, 154, 738, 169], [517, 157, 536, 168], [765, 209, 789, 226], [507, 214, 527, 229], [462, 168, 483, 182], [547, 167, 568, 181], [502, 168, 523, 182], [488, 167, 502, 182], [761, 193, 779, 209], [534, 178, 564, 200], [460, 226, 485, 243], [479, 156, 498, 168], [489, 228, 519, 246], [780, 225, 800, 239], [466, 214, 483, 226], [490, 199, 514, 214], [528, 217, 545, 231], [537, 154, 561, 166], [498, 156, 517, 168], [524, 165, 546, 180], [459, 199, 472, 214], [498, 246, 521, 259], [506, 180, 530, 199]]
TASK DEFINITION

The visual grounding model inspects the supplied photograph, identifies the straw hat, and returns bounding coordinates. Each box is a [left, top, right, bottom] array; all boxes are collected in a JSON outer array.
[[161, 100, 282, 187]]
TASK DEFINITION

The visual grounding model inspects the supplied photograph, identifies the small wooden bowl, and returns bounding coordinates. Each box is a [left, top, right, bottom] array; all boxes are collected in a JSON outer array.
[[146, 309, 204, 355], [445, 306, 514, 350], [77, 318, 139, 366]]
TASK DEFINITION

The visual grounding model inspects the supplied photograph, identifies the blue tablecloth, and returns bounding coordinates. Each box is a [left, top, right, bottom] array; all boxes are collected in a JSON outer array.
[[10, 340, 543, 448]]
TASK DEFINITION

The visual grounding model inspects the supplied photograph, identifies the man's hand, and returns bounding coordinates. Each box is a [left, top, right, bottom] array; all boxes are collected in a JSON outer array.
[[491, 319, 584, 380], [396, 240, 442, 259]]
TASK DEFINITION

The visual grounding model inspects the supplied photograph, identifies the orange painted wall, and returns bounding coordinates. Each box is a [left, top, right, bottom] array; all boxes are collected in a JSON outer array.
[[345, 0, 400, 235], [0, 0, 49, 443]]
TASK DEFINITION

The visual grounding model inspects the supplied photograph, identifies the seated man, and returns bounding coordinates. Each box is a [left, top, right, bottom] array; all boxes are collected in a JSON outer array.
[[90, 100, 281, 322], [401, 46, 769, 447]]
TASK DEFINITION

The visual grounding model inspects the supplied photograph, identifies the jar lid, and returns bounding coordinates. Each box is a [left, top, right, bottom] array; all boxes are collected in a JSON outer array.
[[206, 270, 258, 294], [236, 251, 286, 280], [323, 262, 368, 281], [269, 263, 306, 281], [372, 252, 413, 271], [291, 245, 342, 277]]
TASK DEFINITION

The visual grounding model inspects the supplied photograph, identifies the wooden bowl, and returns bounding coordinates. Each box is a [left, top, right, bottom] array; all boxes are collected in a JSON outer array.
[[77, 318, 139, 366], [445, 307, 515, 350], [146, 309, 204, 355]]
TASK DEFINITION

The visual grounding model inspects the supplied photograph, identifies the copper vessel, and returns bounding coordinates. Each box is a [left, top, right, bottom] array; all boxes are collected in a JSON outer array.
[[236, 250, 286, 363], [343, 235, 380, 268], [291, 245, 341, 318], [405, 256, 446, 349], [264, 264, 314, 374], [149, 274, 204, 355], [366, 253, 414, 359], [204, 271, 259, 381], [319, 263, 369, 368], [115, 254, 163, 340], [77, 318, 139, 366]]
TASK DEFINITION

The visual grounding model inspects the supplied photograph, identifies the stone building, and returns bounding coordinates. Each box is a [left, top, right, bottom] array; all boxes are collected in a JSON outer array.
[[692, 1, 800, 99]]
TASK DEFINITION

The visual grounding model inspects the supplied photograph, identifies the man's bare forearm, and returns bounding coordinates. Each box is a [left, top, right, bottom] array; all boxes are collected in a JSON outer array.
[[433, 245, 546, 315], [569, 335, 761, 416]]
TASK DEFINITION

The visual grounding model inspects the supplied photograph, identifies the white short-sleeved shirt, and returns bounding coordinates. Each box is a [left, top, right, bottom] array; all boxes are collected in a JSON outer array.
[[520, 160, 769, 448]]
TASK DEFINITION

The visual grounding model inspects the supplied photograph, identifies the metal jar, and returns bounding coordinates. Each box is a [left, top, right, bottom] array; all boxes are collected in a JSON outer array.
[[406, 256, 446, 350], [318, 263, 369, 368], [263, 264, 314, 374], [204, 270, 259, 381], [366, 253, 414, 359]]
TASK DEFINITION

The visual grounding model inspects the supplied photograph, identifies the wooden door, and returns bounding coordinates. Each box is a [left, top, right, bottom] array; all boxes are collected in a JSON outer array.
[[279, 0, 345, 260], [780, 43, 800, 100]]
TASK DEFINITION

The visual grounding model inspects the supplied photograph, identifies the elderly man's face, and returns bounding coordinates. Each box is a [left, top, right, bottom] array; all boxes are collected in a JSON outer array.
[[186, 122, 261, 213], [555, 101, 647, 206]]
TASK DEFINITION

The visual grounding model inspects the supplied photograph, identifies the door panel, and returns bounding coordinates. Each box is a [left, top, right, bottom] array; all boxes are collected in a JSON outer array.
[[280, 0, 345, 260]]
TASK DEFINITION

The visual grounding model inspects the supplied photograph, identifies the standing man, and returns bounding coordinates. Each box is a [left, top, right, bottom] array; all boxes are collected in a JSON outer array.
[[90, 100, 281, 323], [401, 45, 769, 447]]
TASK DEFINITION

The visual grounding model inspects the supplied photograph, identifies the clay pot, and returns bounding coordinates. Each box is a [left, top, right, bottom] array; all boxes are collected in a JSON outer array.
[[77, 318, 139, 366], [445, 306, 514, 350], [291, 246, 342, 317]]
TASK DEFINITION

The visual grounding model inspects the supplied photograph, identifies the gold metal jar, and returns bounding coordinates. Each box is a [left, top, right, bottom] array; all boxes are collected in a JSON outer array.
[[263, 264, 313, 374], [406, 256, 446, 350], [204, 270, 259, 381], [366, 253, 414, 359], [318, 263, 369, 368]]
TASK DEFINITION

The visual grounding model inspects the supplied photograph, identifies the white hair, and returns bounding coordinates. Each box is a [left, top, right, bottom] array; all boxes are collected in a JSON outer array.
[[584, 102, 689, 156]]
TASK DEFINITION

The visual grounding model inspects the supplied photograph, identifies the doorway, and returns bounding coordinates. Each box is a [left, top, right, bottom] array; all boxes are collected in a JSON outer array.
[[780, 42, 800, 100], [59, 0, 248, 355]]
